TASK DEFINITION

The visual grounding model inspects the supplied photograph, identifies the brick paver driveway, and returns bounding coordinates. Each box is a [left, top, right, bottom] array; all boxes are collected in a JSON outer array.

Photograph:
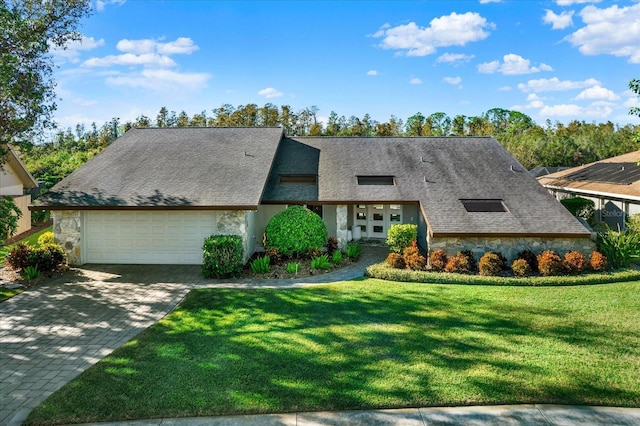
[[0, 247, 386, 425]]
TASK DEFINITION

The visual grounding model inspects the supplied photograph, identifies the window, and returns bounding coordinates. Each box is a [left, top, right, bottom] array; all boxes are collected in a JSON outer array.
[[357, 176, 395, 185], [279, 175, 317, 185], [461, 199, 507, 213]]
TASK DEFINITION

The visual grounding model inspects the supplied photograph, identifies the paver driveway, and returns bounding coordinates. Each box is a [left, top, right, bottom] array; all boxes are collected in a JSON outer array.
[[0, 247, 386, 425]]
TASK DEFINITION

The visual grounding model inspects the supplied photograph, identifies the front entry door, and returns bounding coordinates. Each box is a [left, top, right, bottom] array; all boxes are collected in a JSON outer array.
[[354, 204, 403, 238]]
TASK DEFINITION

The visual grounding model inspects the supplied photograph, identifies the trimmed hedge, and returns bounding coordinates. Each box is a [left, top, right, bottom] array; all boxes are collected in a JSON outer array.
[[202, 234, 244, 278], [386, 224, 417, 254], [365, 262, 640, 286], [265, 206, 328, 257]]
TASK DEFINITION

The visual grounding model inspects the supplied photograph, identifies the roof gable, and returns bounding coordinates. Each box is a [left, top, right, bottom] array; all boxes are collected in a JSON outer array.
[[1, 145, 38, 191]]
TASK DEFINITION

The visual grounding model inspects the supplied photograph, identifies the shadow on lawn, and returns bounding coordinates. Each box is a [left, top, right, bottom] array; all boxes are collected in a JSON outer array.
[[26, 283, 640, 424]]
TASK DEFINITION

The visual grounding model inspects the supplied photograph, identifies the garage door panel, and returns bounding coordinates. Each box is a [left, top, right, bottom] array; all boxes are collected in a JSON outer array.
[[85, 211, 218, 264]]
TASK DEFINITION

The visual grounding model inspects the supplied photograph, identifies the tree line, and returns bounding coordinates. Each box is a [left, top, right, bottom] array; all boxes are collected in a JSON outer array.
[[18, 104, 639, 190]]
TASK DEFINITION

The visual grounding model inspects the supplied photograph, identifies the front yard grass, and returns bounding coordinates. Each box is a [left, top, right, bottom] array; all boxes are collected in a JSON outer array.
[[0, 287, 22, 302], [0, 226, 53, 264], [27, 279, 640, 425]]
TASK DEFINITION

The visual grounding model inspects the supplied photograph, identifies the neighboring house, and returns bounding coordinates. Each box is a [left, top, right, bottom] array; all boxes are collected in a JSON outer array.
[[528, 166, 570, 179], [538, 150, 640, 230], [1, 145, 38, 238], [32, 127, 593, 265]]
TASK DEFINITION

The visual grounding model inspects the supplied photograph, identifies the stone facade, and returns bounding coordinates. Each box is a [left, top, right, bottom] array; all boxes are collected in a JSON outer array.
[[335, 205, 348, 250], [216, 210, 252, 262], [53, 210, 82, 265], [427, 235, 597, 263]]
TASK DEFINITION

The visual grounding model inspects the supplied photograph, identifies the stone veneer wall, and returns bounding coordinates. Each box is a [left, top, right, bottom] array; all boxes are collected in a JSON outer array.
[[53, 210, 82, 265], [427, 235, 596, 263], [216, 210, 253, 262], [335, 205, 348, 250]]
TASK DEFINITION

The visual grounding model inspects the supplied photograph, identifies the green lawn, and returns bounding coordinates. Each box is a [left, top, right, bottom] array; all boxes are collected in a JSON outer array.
[[0, 287, 22, 302], [0, 226, 53, 263], [27, 279, 640, 425]]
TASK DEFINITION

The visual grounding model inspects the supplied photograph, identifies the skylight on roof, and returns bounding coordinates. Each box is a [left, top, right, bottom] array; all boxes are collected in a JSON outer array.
[[357, 176, 395, 185], [279, 175, 317, 185], [461, 199, 507, 213]]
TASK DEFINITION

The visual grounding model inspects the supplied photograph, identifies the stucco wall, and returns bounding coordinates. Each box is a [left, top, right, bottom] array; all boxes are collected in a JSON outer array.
[[427, 235, 596, 263], [0, 164, 23, 196]]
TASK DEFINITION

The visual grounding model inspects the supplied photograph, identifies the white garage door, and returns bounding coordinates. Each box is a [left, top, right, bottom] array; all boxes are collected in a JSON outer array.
[[85, 211, 216, 264]]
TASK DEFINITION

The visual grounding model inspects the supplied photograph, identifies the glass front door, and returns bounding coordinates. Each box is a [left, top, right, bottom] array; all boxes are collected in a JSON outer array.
[[353, 204, 403, 238]]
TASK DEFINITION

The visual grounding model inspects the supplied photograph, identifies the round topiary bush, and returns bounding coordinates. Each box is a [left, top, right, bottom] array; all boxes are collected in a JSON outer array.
[[265, 206, 328, 257]]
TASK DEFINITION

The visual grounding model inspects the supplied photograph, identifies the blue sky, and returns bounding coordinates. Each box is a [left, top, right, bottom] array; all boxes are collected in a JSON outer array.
[[51, 0, 640, 131]]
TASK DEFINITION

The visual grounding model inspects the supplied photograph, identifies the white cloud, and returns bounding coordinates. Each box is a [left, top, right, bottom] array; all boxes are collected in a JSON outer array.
[[517, 77, 601, 93], [478, 54, 553, 75], [443, 76, 462, 85], [565, 3, 640, 63], [543, 10, 574, 30], [366, 70, 378, 76], [623, 95, 640, 109], [556, 0, 601, 5], [373, 12, 494, 56], [83, 53, 176, 68], [436, 52, 474, 65], [116, 37, 199, 55], [51, 35, 105, 63], [106, 69, 210, 92], [574, 85, 620, 101], [540, 103, 612, 118], [479, 0, 502, 3], [409, 78, 423, 85], [499, 86, 512, 91], [95, 0, 126, 12], [258, 87, 284, 98]]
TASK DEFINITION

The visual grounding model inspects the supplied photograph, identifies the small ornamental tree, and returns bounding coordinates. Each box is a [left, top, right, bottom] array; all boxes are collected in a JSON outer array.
[[386, 224, 417, 253], [265, 206, 328, 257], [0, 196, 22, 242]]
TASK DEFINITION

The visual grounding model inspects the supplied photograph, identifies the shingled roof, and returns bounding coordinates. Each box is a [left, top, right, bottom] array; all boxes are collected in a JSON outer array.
[[33, 127, 283, 209], [538, 150, 640, 200], [34, 129, 589, 237], [264, 136, 590, 237]]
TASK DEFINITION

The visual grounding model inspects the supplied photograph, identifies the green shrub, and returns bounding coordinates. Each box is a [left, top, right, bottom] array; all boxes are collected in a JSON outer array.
[[307, 247, 324, 259], [5, 243, 33, 270], [264, 206, 328, 257], [386, 224, 417, 254], [386, 252, 405, 269], [37, 231, 55, 246], [29, 244, 66, 273], [365, 261, 640, 286], [402, 243, 426, 271], [560, 197, 595, 224], [428, 249, 448, 272], [31, 210, 50, 226], [286, 262, 301, 274], [202, 235, 244, 278], [589, 251, 608, 272], [21, 265, 39, 280], [627, 213, 640, 233], [537, 250, 563, 276], [331, 250, 343, 264], [511, 258, 531, 277], [310, 254, 331, 270], [597, 229, 640, 268], [563, 251, 587, 274], [517, 249, 538, 273], [345, 242, 362, 260], [250, 255, 270, 274], [444, 253, 473, 274], [478, 252, 504, 276]]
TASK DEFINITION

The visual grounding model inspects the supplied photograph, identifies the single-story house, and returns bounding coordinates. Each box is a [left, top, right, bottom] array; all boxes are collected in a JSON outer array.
[[32, 127, 593, 265], [538, 150, 640, 230], [1, 145, 38, 237]]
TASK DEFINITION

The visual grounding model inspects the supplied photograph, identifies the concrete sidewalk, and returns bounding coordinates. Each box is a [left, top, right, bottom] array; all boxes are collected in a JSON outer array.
[[74, 405, 640, 425]]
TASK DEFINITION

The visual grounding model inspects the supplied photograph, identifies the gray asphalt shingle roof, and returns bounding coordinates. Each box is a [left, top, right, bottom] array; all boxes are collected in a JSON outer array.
[[34, 129, 589, 237], [34, 127, 283, 209], [264, 136, 589, 237]]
